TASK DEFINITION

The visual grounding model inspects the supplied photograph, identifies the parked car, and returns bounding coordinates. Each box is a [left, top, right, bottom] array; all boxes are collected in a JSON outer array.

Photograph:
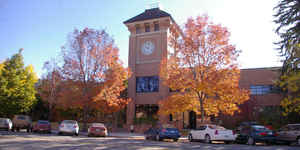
[[276, 124, 300, 145], [235, 125, 277, 145], [12, 115, 32, 132], [144, 127, 180, 142], [32, 120, 51, 133], [188, 124, 236, 144], [88, 123, 108, 137], [236, 121, 258, 133], [58, 120, 79, 136], [0, 118, 13, 131]]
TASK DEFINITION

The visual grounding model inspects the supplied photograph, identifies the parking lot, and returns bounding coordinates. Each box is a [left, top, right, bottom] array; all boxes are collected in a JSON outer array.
[[0, 131, 299, 150]]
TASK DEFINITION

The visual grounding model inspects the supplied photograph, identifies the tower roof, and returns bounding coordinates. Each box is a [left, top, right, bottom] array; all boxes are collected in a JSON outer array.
[[124, 8, 172, 24]]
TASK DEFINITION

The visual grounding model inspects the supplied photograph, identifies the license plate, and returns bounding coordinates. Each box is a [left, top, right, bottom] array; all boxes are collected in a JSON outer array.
[[224, 135, 229, 137], [96, 129, 100, 132]]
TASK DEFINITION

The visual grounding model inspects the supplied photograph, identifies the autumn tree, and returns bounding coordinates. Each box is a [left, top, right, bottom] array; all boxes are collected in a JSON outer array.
[[59, 28, 130, 129], [0, 49, 38, 117], [159, 15, 249, 122], [38, 58, 62, 121], [274, 0, 300, 115]]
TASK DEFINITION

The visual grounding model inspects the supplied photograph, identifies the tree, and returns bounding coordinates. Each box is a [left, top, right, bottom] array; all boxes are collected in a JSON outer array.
[[274, 0, 300, 69], [38, 58, 62, 121], [158, 15, 249, 122], [0, 49, 38, 117], [274, 0, 300, 115], [58, 28, 130, 130]]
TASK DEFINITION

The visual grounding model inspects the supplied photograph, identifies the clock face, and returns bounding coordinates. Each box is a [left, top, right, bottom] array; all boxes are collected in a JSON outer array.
[[141, 41, 155, 55]]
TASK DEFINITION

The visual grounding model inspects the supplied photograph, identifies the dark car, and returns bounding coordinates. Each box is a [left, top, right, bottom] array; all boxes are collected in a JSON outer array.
[[144, 127, 181, 142], [235, 125, 277, 145], [32, 120, 51, 133], [276, 124, 300, 145], [236, 121, 259, 133]]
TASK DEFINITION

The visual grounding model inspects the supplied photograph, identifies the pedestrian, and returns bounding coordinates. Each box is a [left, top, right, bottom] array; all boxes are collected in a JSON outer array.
[[130, 124, 134, 133]]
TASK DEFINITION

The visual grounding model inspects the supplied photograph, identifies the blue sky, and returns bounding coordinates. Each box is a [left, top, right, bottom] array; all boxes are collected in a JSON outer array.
[[0, 0, 281, 77]]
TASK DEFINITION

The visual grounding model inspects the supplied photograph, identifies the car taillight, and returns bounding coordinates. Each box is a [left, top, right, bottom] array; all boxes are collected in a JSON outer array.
[[73, 125, 77, 128], [259, 132, 267, 136], [274, 132, 278, 136], [162, 129, 167, 133], [60, 124, 64, 128], [215, 130, 218, 135], [232, 130, 235, 135]]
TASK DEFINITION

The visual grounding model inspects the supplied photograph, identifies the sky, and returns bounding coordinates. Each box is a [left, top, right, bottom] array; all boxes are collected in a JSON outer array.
[[0, 0, 282, 77]]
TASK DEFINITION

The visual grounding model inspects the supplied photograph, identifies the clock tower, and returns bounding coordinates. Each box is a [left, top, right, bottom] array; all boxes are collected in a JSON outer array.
[[124, 6, 177, 127]]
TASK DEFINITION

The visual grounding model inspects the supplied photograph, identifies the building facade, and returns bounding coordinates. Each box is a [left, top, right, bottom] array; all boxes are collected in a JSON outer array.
[[124, 7, 282, 130]]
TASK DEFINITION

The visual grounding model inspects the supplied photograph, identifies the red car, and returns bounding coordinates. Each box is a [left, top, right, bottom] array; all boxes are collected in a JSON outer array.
[[88, 123, 108, 137], [33, 120, 51, 133]]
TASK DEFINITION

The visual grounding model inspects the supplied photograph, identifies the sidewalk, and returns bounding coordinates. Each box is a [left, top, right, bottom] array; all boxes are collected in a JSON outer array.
[[109, 132, 144, 139]]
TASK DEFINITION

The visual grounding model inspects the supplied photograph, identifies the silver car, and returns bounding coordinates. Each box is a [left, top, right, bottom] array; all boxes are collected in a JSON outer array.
[[0, 118, 12, 131], [277, 124, 300, 145], [58, 120, 79, 136]]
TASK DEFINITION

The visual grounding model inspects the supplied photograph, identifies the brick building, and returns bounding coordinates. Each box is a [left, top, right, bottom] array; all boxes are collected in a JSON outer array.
[[123, 7, 282, 131]]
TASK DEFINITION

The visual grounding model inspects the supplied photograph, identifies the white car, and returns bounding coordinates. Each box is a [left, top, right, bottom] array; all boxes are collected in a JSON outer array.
[[0, 118, 13, 131], [188, 124, 236, 144], [58, 120, 79, 136]]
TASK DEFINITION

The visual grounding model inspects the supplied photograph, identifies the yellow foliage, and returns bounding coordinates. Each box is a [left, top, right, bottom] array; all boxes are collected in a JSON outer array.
[[158, 15, 250, 119]]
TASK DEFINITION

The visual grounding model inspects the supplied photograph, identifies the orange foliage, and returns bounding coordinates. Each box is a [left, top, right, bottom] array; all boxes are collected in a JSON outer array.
[[58, 28, 131, 115], [159, 15, 249, 120]]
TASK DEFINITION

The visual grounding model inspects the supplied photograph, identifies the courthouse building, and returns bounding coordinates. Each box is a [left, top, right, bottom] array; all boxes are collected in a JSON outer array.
[[123, 6, 282, 130]]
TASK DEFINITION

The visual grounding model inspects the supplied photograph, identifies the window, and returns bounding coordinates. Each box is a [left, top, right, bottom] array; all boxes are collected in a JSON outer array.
[[250, 85, 272, 95], [154, 22, 159, 31], [136, 76, 159, 93], [136, 25, 141, 34], [145, 23, 150, 32]]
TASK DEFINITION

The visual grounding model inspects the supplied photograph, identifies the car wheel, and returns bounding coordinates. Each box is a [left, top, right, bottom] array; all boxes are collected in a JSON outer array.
[[58, 132, 62, 135], [247, 137, 255, 145], [204, 134, 211, 144], [225, 141, 231, 144], [75, 132, 79, 136], [27, 127, 30, 133], [297, 137, 300, 145], [188, 134, 194, 142], [174, 138, 178, 142]]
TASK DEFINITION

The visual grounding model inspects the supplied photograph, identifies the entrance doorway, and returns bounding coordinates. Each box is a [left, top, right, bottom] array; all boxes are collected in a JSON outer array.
[[189, 111, 196, 129]]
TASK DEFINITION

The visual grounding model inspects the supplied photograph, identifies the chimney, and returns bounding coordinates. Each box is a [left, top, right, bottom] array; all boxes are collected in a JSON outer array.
[[146, 2, 162, 10]]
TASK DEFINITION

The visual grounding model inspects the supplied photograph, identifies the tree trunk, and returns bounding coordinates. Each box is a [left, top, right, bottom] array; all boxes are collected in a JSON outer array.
[[197, 92, 204, 123], [82, 105, 88, 132], [200, 99, 204, 123]]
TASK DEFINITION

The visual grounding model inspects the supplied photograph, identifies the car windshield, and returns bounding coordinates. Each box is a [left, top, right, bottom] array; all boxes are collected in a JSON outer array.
[[92, 123, 104, 127], [252, 125, 269, 131], [289, 125, 300, 130], [62, 120, 77, 124], [38, 120, 49, 124], [208, 125, 226, 130], [166, 128, 178, 132], [17, 116, 26, 120], [0, 118, 7, 123]]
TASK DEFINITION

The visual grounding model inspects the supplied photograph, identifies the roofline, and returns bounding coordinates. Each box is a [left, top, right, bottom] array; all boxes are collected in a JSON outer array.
[[240, 67, 281, 70]]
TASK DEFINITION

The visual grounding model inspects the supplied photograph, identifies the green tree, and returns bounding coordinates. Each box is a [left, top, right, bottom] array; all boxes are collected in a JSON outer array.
[[0, 49, 38, 117], [274, 0, 300, 115]]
